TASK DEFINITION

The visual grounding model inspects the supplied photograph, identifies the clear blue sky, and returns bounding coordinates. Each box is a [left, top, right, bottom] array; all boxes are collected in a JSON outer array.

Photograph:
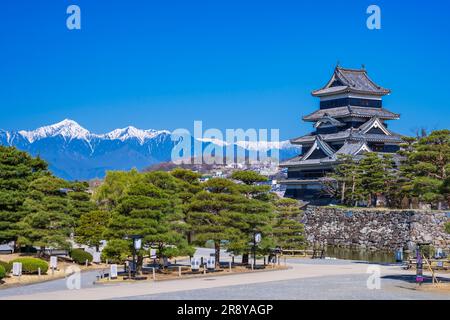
[[1, 0, 449, 139]]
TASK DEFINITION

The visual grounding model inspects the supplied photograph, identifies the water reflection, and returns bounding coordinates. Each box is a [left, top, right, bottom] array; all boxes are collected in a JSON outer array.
[[324, 246, 397, 263]]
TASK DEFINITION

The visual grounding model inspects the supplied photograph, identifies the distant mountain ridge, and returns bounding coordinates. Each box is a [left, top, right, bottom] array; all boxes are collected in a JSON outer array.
[[0, 119, 301, 180]]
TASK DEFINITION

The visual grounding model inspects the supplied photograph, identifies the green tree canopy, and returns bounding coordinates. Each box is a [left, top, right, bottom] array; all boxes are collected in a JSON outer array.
[[99, 170, 194, 267], [17, 176, 75, 251], [75, 210, 110, 251], [227, 171, 274, 263], [272, 198, 306, 250], [400, 130, 450, 208], [0, 146, 48, 244]]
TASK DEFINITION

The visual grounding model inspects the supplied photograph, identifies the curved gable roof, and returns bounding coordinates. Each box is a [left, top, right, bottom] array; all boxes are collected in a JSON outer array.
[[312, 66, 391, 97]]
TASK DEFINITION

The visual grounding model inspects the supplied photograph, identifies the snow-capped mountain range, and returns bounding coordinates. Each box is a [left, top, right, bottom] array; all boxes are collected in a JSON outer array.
[[0, 119, 300, 180], [15, 119, 170, 145]]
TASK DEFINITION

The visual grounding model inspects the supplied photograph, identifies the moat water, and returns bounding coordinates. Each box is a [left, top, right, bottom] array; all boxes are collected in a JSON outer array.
[[324, 246, 398, 264]]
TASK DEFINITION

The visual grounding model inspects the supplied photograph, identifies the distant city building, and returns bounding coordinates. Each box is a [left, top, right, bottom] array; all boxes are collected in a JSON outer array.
[[280, 66, 403, 204]]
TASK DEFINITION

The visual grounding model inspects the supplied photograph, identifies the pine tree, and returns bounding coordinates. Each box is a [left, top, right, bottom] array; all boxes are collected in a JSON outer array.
[[18, 176, 75, 253], [400, 130, 450, 208], [358, 153, 395, 207], [100, 172, 194, 268], [188, 178, 242, 266], [271, 198, 305, 250], [0, 146, 48, 245], [229, 171, 274, 264], [67, 181, 97, 225], [328, 154, 362, 206], [75, 210, 110, 251], [169, 168, 202, 244]]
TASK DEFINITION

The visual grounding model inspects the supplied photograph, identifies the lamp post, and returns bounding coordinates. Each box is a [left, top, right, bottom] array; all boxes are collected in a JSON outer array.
[[253, 232, 262, 269], [125, 235, 143, 278]]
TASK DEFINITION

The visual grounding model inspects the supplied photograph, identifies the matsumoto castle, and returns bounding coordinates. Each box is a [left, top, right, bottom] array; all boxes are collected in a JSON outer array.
[[280, 66, 403, 204]]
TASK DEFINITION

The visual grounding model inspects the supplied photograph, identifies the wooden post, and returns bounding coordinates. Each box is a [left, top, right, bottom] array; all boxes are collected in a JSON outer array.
[[38, 267, 41, 277], [203, 265, 206, 275], [85, 259, 88, 267], [229, 261, 232, 272], [52, 267, 54, 276], [178, 266, 181, 277], [152, 267, 156, 280]]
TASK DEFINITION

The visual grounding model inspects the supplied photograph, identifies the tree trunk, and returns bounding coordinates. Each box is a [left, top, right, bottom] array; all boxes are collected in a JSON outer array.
[[341, 181, 346, 204], [214, 241, 220, 268], [137, 255, 144, 274], [351, 176, 356, 205]]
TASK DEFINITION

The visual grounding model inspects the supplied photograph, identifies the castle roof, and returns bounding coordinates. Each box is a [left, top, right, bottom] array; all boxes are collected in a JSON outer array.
[[291, 117, 404, 145], [312, 66, 391, 97], [314, 115, 346, 128], [302, 106, 400, 122], [281, 140, 375, 167]]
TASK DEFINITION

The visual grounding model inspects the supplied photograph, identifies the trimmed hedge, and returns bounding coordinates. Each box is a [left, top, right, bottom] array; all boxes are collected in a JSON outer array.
[[0, 260, 11, 274], [0, 265, 5, 280], [9, 257, 49, 274], [70, 249, 93, 265]]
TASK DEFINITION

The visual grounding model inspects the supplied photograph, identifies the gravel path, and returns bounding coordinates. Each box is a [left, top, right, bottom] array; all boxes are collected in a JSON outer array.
[[121, 273, 449, 300], [0, 269, 103, 298], [1, 250, 448, 300]]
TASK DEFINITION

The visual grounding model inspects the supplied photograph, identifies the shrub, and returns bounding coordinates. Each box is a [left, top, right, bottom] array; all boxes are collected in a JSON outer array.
[[0, 260, 12, 274], [0, 265, 5, 280], [9, 257, 48, 274], [101, 239, 130, 264], [70, 249, 93, 265]]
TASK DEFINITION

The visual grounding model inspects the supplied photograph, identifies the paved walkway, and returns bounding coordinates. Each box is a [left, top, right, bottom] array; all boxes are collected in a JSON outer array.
[[2, 258, 447, 300]]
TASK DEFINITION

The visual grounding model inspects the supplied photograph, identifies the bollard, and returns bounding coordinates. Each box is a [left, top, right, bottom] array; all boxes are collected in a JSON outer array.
[[38, 267, 41, 277], [229, 261, 232, 273], [152, 267, 156, 280], [203, 265, 206, 275], [251, 262, 254, 270], [85, 259, 88, 267], [52, 267, 55, 276], [178, 266, 181, 277]]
